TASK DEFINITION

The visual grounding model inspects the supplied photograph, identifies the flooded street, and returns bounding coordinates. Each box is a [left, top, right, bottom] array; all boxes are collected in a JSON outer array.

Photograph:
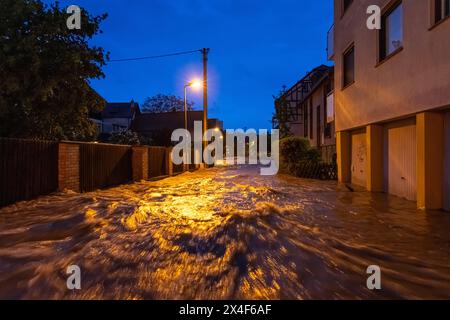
[[0, 165, 450, 299]]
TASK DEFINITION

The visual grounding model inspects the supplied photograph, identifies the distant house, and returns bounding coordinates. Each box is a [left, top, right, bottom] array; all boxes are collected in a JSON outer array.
[[132, 110, 223, 146], [274, 65, 335, 163], [91, 100, 141, 135]]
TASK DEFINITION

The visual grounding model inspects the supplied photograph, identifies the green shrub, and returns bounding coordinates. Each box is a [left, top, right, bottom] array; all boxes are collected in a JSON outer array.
[[305, 148, 321, 162], [279, 137, 311, 162], [279, 136, 322, 175]]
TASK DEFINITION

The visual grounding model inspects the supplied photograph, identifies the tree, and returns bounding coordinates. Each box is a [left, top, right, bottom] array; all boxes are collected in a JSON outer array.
[[0, 0, 108, 140], [141, 94, 194, 113]]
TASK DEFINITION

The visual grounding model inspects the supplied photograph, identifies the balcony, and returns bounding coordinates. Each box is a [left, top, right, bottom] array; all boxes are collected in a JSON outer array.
[[327, 24, 334, 61]]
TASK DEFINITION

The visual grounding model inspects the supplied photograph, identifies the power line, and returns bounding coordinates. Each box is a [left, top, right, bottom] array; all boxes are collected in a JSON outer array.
[[108, 49, 202, 62]]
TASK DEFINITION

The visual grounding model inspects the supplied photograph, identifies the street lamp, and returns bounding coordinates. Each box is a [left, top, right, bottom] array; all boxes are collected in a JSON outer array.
[[183, 80, 202, 170], [184, 80, 202, 131]]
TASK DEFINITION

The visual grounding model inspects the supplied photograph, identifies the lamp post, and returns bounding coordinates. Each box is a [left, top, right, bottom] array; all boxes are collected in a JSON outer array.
[[183, 80, 202, 170], [184, 80, 202, 130], [184, 83, 190, 132]]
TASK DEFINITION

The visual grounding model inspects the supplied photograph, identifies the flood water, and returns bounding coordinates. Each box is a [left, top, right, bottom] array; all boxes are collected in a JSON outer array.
[[0, 165, 449, 299]]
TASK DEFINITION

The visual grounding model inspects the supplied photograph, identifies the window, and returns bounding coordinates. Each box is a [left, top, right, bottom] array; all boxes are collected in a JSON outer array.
[[379, 2, 403, 61], [325, 123, 332, 139], [435, 0, 450, 24], [343, 0, 353, 13], [303, 103, 308, 137], [343, 45, 355, 88]]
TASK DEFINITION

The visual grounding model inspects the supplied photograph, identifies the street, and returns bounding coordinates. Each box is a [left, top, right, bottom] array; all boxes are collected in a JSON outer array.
[[1, 165, 450, 299]]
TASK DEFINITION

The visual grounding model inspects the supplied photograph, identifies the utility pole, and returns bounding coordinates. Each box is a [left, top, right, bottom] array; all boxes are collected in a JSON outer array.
[[202, 48, 210, 159]]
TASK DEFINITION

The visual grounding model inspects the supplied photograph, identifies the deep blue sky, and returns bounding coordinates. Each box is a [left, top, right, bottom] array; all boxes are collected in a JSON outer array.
[[54, 0, 333, 129]]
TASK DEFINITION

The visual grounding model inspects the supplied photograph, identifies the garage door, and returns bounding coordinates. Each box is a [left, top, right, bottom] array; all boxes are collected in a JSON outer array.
[[444, 111, 450, 211], [386, 121, 416, 201], [351, 131, 367, 188]]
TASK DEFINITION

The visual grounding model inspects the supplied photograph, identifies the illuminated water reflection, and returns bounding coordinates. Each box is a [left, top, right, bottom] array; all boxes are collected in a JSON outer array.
[[0, 166, 449, 299]]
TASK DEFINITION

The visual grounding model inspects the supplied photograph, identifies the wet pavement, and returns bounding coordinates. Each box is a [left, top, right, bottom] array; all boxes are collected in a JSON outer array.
[[0, 165, 449, 299]]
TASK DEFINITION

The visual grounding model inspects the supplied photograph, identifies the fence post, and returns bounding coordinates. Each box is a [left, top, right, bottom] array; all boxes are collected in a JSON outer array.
[[132, 146, 149, 181], [58, 142, 80, 192], [165, 147, 173, 176]]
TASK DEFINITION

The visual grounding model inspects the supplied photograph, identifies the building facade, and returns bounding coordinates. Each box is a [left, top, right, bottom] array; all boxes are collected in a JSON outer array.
[[90, 100, 141, 136], [332, 0, 450, 210], [132, 110, 223, 146], [99, 101, 141, 133], [275, 65, 336, 163]]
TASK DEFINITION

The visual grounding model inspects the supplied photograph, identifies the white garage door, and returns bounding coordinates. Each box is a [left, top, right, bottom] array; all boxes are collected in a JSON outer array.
[[444, 111, 450, 212], [386, 122, 417, 201], [351, 131, 367, 188]]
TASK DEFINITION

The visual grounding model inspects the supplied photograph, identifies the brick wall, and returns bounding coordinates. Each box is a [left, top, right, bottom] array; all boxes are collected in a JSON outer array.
[[58, 143, 80, 192], [2, 138, 189, 207]]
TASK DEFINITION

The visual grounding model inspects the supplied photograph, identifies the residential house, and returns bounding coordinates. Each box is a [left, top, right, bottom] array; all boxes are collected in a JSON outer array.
[[275, 65, 336, 163], [101, 101, 141, 133], [331, 0, 450, 210], [91, 100, 141, 135], [132, 110, 223, 146]]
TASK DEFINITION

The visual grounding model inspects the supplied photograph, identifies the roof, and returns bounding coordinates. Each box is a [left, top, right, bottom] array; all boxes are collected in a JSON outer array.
[[278, 65, 333, 103], [101, 101, 140, 119]]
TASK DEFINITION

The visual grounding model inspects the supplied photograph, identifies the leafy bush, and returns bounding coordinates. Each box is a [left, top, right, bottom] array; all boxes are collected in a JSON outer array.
[[279, 137, 322, 175], [305, 148, 321, 162], [279, 137, 311, 163]]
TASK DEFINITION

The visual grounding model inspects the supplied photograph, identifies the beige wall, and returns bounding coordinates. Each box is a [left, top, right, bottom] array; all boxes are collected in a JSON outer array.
[[334, 0, 450, 132], [287, 122, 304, 137], [287, 83, 336, 148], [310, 87, 322, 147]]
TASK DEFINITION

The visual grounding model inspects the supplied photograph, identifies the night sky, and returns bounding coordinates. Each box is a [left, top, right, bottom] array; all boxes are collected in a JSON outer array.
[[53, 0, 333, 130]]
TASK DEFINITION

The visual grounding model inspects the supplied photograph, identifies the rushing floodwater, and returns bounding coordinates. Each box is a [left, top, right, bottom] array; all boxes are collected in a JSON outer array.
[[0, 165, 450, 299]]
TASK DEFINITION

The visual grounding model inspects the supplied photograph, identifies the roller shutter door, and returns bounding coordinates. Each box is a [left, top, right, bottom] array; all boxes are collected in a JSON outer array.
[[386, 122, 417, 201]]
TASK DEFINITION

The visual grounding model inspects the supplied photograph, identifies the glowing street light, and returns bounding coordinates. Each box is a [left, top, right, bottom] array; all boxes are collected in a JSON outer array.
[[190, 80, 202, 90], [184, 79, 202, 131], [183, 79, 202, 170]]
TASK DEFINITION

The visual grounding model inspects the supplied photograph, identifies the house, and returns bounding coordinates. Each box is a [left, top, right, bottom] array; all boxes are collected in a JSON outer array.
[[91, 100, 141, 135], [274, 65, 336, 163], [100, 101, 141, 133], [132, 110, 223, 146], [331, 0, 450, 210]]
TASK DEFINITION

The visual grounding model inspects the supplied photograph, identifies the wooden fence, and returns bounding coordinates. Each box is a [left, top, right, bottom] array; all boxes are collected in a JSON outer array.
[[0, 137, 200, 207], [0, 138, 58, 207], [79, 143, 132, 192], [148, 147, 167, 178], [173, 163, 184, 173]]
